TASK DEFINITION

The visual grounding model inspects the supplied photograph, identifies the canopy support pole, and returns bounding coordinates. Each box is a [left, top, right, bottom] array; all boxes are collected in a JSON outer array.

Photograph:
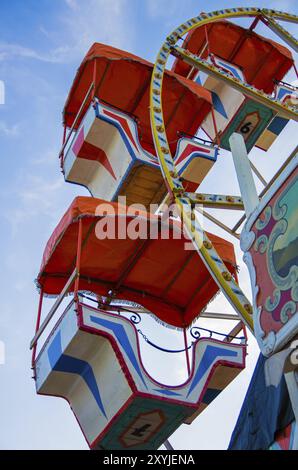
[[92, 59, 97, 99], [60, 124, 67, 169], [210, 107, 220, 146], [74, 218, 83, 301], [31, 288, 44, 371], [106, 238, 152, 304], [249, 15, 261, 31], [62, 123, 67, 145], [59, 81, 94, 160], [183, 327, 191, 376], [30, 269, 78, 351], [204, 25, 211, 57]]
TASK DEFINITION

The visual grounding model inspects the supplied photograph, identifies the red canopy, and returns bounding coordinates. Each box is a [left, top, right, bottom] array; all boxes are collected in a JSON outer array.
[[37, 197, 237, 328], [172, 20, 293, 94], [63, 43, 212, 154]]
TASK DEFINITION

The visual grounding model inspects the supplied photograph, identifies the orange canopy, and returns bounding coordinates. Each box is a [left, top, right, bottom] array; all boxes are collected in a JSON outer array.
[[63, 43, 212, 154], [37, 197, 236, 328], [172, 20, 293, 94]]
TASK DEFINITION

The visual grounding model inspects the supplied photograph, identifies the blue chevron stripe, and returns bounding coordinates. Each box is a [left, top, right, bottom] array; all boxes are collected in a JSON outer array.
[[195, 74, 202, 85], [48, 332, 107, 418], [211, 92, 228, 119], [187, 345, 237, 397], [277, 87, 290, 100], [217, 60, 243, 81], [90, 315, 148, 389]]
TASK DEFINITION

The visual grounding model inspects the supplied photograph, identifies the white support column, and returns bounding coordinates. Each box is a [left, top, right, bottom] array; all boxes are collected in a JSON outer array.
[[284, 370, 298, 449], [229, 133, 259, 218]]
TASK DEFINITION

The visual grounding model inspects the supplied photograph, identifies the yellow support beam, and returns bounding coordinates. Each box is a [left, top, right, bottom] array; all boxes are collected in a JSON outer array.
[[185, 192, 244, 210], [171, 45, 298, 121], [262, 14, 298, 52], [262, 8, 298, 24]]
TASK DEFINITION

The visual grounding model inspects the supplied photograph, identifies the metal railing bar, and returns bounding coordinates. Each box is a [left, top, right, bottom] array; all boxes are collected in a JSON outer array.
[[30, 268, 78, 350]]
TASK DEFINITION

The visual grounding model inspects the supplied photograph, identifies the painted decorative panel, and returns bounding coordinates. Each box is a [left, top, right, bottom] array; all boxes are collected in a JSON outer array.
[[241, 154, 298, 356]]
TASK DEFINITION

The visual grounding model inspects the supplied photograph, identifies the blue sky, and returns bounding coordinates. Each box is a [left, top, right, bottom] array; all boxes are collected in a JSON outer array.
[[0, 0, 297, 450]]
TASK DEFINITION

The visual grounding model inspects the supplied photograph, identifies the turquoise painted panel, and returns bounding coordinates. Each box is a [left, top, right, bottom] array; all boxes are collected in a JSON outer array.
[[95, 396, 195, 450]]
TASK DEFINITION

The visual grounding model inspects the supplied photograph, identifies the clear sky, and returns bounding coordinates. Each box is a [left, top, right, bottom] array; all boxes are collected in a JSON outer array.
[[0, 0, 297, 450]]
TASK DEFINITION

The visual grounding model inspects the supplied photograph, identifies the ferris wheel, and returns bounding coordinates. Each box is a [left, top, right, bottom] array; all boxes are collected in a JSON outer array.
[[30, 7, 298, 450]]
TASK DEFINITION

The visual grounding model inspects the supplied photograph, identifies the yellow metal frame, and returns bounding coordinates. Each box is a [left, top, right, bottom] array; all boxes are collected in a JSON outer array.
[[186, 193, 244, 210], [149, 8, 298, 333], [172, 45, 298, 121]]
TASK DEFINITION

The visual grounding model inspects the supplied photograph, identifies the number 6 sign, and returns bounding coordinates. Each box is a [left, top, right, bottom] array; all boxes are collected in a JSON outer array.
[[236, 111, 261, 141]]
